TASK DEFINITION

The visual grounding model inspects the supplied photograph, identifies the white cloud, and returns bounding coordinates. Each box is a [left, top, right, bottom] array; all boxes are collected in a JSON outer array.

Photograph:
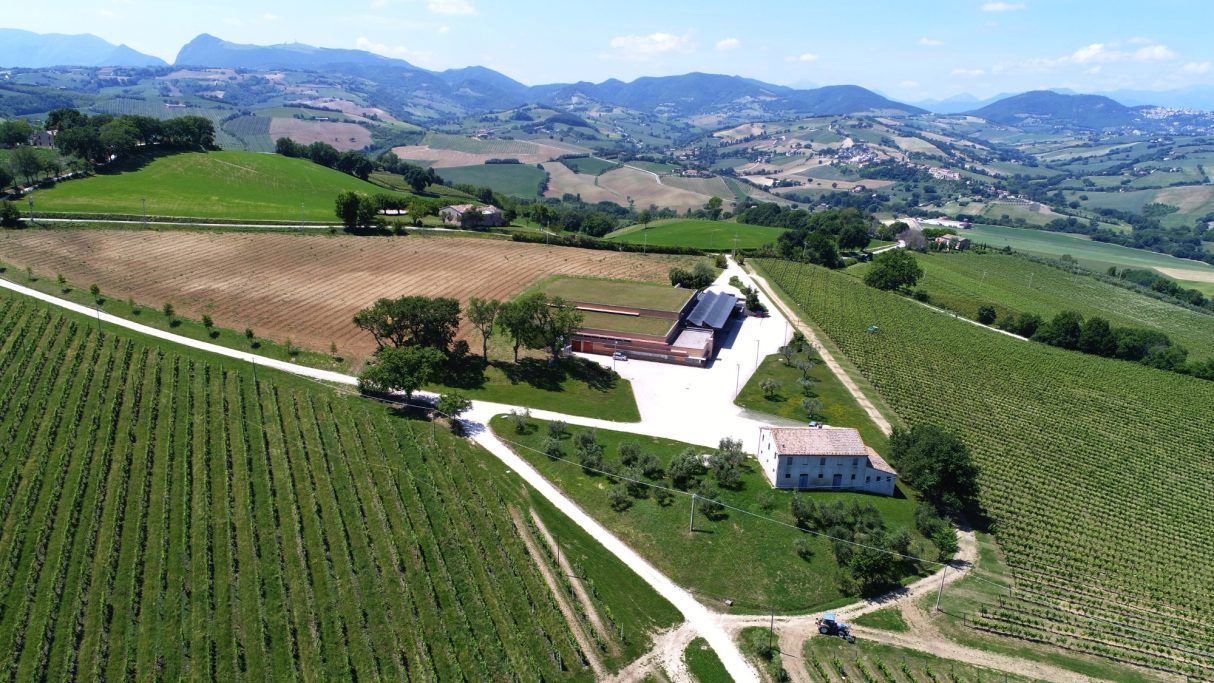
[[918, 37, 944, 47], [438, 25, 451, 34], [981, 2, 1025, 11], [607, 32, 691, 60], [355, 36, 432, 63], [899, 80, 920, 88], [427, 0, 476, 16], [262, 12, 279, 21], [1071, 43, 1111, 63], [715, 37, 740, 51], [1180, 61, 1211, 75], [951, 68, 986, 77], [784, 52, 819, 63], [1134, 44, 1176, 61]]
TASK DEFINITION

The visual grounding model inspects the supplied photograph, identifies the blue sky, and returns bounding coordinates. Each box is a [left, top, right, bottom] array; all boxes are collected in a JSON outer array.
[[7, 0, 1213, 99]]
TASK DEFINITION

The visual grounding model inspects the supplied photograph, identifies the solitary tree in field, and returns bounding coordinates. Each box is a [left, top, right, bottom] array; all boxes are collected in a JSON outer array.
[[10, 145, 44, 185], [863, 249, 923, 292], [976, 305, 997, 325], [202, 314, 215, 337], [357, 345, 445, 401], [89, 284, 100, 303], [760, 378, 781, 400], [497, 293, 547, 363], [466, 297, 501, 364], [162, 302, 174, 317], [527, 296, 583, 365]]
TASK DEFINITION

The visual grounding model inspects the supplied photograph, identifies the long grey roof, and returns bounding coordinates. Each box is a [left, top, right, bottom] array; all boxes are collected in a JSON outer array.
[[686, 291, 736, 329]]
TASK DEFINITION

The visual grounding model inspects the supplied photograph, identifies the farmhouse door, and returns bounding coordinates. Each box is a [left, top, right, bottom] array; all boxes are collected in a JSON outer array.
[[831, 473, 842, 489], [798, 473, 808, 489]]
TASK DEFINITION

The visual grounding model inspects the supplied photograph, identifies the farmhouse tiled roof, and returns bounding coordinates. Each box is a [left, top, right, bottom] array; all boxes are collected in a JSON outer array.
[[768, 427, 868, 456], [865, 447, 897, 475], [444, 204, 474, 214]]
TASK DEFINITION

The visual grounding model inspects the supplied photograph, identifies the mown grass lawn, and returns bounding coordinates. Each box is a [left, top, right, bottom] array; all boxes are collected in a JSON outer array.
[[683, 638, 730, 683], [735, 347, 890, 457], [608, 219, 786, 250], [490, 415, 934, 614]]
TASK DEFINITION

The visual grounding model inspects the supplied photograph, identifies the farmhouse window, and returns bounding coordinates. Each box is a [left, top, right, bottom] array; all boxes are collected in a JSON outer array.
[[851, 474, 856, 480], [819, 457, 826, 466]]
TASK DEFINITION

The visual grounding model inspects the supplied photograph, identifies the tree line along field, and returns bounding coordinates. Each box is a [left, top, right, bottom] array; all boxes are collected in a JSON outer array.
[[870, 251, 1214, 360], [606, 219, 788, 250], [0, 230, 690, 362], [27, 151, 412, 222], [755, 259, 1214, 679], [0, 295, 649, 681]]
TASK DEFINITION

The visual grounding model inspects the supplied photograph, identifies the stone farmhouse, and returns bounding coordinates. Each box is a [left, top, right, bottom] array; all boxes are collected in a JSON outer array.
[[439, 204, 505, 228], [757, 426, 897, 496]]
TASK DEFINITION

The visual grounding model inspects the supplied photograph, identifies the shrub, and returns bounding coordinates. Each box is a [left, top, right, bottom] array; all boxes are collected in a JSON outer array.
[[607, 484, 632, 512], [668, 449, 706, 489], [162, 302, 174, 317], [976, 305, 997, 325], [639, 453, 664, 479], [794, 538, 814, 561], [542, 437, 563, 460], [510, 408, 531, 434], [618, 440, 642, 466], [546, 419, 567, 439]]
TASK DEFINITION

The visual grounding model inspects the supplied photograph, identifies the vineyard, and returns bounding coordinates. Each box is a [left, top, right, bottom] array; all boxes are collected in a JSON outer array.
[[885, 251, 1214, 359], [0, 296, 622, 681], [801, 637, 1038, 683], [0, 230, 690, 360], [756, 259, 1214, 679]]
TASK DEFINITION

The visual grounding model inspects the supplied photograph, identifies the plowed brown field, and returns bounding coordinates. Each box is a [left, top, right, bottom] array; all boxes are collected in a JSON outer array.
[[0, 230, 689, 360]]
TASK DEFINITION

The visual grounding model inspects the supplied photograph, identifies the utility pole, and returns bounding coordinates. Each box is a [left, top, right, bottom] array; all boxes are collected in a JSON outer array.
[[141, 196, 147, 229], [300, 203, 304, 229], [768, 605, 776, 654], [689, 493, 696, 532], [934, 566, 948, 612], [27, 197, 33, 222], [734, 363, 740, 397]]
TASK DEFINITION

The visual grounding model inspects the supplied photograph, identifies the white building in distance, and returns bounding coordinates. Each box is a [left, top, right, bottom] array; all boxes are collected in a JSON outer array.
[[757, 426, 897, 496]]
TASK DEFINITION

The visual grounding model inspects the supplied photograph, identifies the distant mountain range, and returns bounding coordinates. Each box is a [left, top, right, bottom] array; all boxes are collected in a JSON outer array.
[[966, 90, 1140, 129], [4, 30, 1213, 127], [0, 29, 165, 68]]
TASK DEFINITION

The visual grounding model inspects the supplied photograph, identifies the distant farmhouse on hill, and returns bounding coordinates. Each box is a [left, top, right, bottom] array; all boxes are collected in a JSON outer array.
[[440, 203, 505, 228], [757, 426, 897, 495]]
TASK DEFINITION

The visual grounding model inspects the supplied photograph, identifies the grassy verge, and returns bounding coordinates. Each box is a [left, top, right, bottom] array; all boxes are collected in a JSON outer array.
[[735, 346, 890, 456], [851, 606, 908, 632], [431, 355, 639, 421], [489, 415, 935, 613], [683, 638, 731, 683], [739, 627, 788, 681], [748, 259, 903, 432]]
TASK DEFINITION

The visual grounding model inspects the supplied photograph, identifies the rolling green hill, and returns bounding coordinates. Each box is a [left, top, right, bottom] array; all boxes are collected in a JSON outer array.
[[0, 294, 677, 680], [438, 163, 547, 197], [30, 151, 412, 222], [758, 258, 1214, 678], [607, 219, 786, 250]]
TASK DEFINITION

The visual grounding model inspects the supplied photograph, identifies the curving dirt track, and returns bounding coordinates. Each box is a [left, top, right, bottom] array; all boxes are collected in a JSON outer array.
[[0, 230, 687, 362]]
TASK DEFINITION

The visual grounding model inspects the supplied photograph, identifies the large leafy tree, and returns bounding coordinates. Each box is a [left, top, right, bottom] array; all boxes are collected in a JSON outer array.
[[863, 249, 923, 291], [498, 293, 547, 362], [357, 345, 445, 400], [466, 297, 501, 364], [352, 295, 461, 352], [526, 296, 584, 364], [889, 424, 980, 515]]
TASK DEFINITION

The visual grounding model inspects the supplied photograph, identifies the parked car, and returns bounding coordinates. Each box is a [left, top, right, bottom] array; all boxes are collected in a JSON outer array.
[[612, 351, 628, 361]]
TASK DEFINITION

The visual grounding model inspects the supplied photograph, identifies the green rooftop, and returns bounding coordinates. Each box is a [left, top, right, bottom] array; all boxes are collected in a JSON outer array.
[[541, 276, 694, 313]]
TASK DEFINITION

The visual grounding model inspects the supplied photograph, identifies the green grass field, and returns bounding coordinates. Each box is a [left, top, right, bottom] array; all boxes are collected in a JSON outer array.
[[963, 223, 1214, 294], [0, 294, 680, 681], [580, 310, 675, 336], [438, 163, 548, 197], [683, 638, 730, 682], [560, 157, 618, 175], [29, 151, 411, 222], [757, 258, 1214, 678], [489, 415, 936, 613], [608, 219, 786, 251], [876, 252, 1214, 360], [539, 276, 694, 312], [735, 347, 890, 457]]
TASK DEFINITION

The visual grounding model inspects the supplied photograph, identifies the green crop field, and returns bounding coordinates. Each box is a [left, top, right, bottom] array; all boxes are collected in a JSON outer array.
[[29, 151, 410, 221], [490, 415, 937, 613], [421, 132, 542, 155], [580, 310, 674, 336], [0, 295, 677, 680], [607, 219, 786, 250], [880, 252, 1214, 360], [560, 157, 618, 175], [756, 259, 1214, 679], [963, 223, 1214, 293], [438, 163, 547, 197], [538, 276, 694, 312]]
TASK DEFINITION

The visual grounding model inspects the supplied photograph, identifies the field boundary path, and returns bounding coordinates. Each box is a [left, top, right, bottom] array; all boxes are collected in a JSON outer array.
[[0, 275, 760, 683]]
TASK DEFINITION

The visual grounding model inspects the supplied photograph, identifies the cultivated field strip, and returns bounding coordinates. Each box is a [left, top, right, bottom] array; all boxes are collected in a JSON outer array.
[[0, 299, 596, 681], [0, 230, 687, 360], [758, 259, 1214, 679]]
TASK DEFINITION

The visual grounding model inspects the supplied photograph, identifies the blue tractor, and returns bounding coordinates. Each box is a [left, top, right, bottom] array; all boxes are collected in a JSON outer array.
[[816, 612, 856, 643]]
